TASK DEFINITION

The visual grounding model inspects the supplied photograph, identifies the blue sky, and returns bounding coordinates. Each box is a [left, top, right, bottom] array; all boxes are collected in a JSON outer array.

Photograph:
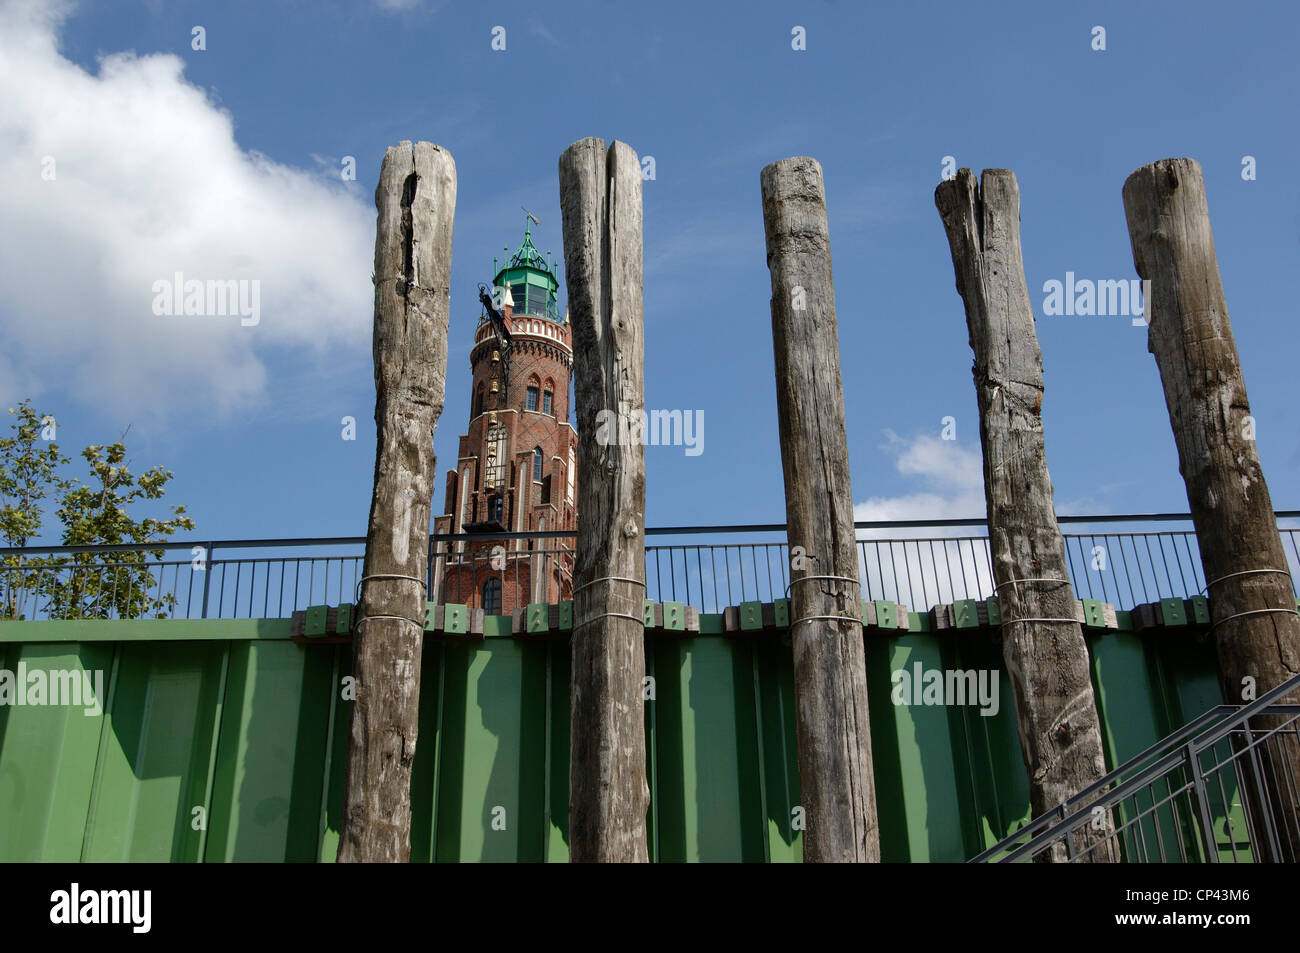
[[1, 0, 1296, 544]]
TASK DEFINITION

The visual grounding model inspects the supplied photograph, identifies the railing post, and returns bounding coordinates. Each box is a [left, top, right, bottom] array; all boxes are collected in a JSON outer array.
[[1243, 723, 1284, 862], [427, 536, 435, 601], [200, 542, 216, 619], [1188, 743, 1221, 863], [1061, 804, 1075, 861]]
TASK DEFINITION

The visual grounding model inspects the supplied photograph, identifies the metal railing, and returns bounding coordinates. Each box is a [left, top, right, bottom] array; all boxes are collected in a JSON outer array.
[[971, 671, 1300, 863], [1, 513, 1297, 622]]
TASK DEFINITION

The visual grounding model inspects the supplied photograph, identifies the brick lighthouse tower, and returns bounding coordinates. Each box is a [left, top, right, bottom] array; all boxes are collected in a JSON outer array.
[[431, 219, 578, 614]]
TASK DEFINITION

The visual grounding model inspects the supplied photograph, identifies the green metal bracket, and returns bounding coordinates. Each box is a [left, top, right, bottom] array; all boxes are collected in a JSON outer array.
[[424, 602, 437, 630], [662, 601, 685, 632], [1190, 595, 1210, 625], [740, 601, 763, 632], [953, 599, 978, 629], [1160, 598, 1187, 627], [985, 595, 1001, 625], [874, 600, 897, 630], [335, 603, 353, 635], [773, 598, 790, 628], [526, 603, 549, 633], [698, 613, 725, 635], [643, 600, 656, 627], [304, 606, 327, 638], [557, 600, 573, 631], [444, 603, 469, 635], [1082, 598, 1105, 629]]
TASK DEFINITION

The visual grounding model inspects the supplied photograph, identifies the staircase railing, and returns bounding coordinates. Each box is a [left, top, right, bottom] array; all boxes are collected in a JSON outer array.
[[971, 671, 1300, 862]]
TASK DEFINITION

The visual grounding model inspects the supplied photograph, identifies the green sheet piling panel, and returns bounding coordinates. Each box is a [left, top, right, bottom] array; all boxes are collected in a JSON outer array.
[[1087, 630, 1245, 862], [0, 622, 1226, 862]]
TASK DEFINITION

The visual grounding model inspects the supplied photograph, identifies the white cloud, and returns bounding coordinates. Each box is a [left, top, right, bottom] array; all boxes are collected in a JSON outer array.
[[854, 430, 985, 524], [853, 431, 993, 610], [0, 0, 372, 418]]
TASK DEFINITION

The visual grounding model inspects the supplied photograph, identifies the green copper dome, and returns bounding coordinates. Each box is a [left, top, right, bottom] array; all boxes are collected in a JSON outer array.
[[492, 218, 561, 321]]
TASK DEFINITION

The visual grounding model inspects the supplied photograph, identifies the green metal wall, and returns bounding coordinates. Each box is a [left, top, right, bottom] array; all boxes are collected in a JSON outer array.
[[0, 622, 1224, 862]]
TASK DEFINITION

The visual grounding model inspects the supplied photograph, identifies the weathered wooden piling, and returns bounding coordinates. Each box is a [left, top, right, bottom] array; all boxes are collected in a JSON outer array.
[[760, 156, 880, 863], [1124, 158, 1300, 859], [936, 169, 1113, 862], [558, 137, 650, 862], [338, 141, 455, 863]]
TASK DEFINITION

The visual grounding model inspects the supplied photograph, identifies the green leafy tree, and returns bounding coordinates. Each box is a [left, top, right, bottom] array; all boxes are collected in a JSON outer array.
[[42, 438, 195, 619], [0, 402, 70, 618]]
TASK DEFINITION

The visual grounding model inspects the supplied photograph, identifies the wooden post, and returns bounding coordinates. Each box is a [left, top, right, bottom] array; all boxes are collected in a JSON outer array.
[[760, 156, 880, 863], [338, 141, 455, 863], [1124, 158, 1300, 860], [558, 137, 649, 862], [936, 169, 1113, 862]]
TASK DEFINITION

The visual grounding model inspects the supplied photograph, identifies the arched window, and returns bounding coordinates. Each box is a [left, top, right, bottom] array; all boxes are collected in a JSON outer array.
[[542, 390, 553, 415], [482, 578, 502, 614], [488, 495, 503, 522], [533, 446, 544, 482]]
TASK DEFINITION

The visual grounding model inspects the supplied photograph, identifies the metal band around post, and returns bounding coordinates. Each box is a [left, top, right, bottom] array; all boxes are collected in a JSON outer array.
[[1198, 569, 1298, 631], [994, 577, 1077, 628], [354, 572, 429, 605], [1001, 617, 1085, 627], [786, 574, 863, 631], [573, 575, 648, 631], [1202, 568, 1293, 595], [572, 611, 648, 631], [790, 614, 863, 630], [1210, 607, 1300, 632], [783, 574, 860, 599], [994, 577, 1070, 594], [353, 614, 426, 632], [353, 574, 431, 633], [573, 575, 646, 596]]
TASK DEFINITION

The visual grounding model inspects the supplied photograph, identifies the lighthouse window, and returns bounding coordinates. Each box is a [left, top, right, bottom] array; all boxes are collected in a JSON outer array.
[[513, 284, 530, 313], [542, 390, 553, 415], [526, 386, 539, 411]]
